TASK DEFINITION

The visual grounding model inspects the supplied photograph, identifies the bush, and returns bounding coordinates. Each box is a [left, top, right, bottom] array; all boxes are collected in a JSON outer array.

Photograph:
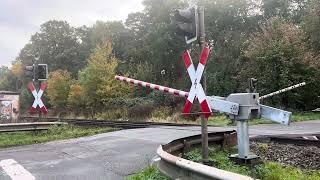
[[121, 97, 156, 119], [96, 109, 128, 120], [151, 106, 172, 119], [239, 17, 320, 110]]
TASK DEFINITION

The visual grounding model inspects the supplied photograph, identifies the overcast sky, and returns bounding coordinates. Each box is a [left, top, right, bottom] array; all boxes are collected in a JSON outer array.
[[0, 0, 144, 67]]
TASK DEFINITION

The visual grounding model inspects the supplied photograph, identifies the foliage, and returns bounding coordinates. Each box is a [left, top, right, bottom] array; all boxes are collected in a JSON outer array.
[[16, 20, 91, 76], [90, 21, 127, 58], [67, 83, 86, 114], [47, 70, 72, 112], [19, 85, 36, 111], [126, 166, 169, 180], [151, 106, 172, 119], [80, 42, 132, 116], [0, 66, 16, 91], [96, 109, 128, 120], [238, 17, 320, 110], [126, 98, 155, 119], [303, 0, 320, 53], [0, 125, 118, 148], [202, 0, 260, 97], [11, 63, 23, 81], [2, 0, 320, 116]]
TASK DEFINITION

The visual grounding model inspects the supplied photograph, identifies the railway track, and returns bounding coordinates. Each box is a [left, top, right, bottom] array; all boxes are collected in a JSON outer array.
[[0, 122, 67, 133], [253, 134, 320, 147], [19, 116, 202, 129], [12, 117, 320, 148]]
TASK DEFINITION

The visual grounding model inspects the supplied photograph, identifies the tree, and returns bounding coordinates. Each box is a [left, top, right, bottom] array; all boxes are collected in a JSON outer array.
[[11, 63, 23, 81], [90, 21, 127, 57], [124, 0, 187, 88], [197, 0, 261, 96], [0, 66, 16, 91], [80, 42, 132, 116], [67, 83, 86, 115], [16, 20, 91, 77], [47, 70, 72, 113], [303, 0, 320, 53], [261, 0, 310, 23], [238, 17, 320, 110]]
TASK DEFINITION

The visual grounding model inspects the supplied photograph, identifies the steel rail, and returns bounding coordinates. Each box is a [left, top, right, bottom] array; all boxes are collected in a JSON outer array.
[[0, 122, 67, 133], [269, 136, 320, 147], [251, 133, 320, 148], [20, 116, 206, 129], [154, 131, 253, 180]]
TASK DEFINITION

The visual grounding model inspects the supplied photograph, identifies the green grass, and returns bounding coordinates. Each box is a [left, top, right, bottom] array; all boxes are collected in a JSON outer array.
[[184, 146, 251, 176], [126, 166, 169, 180], [130, 148, 320, 180], [0, 125, 118, 148], [184, 146, 320, 180], [291, 112, 320, 122], [206, 115, 275, 127], [207, 115, 232, 126], [256, 162, 320, 180]]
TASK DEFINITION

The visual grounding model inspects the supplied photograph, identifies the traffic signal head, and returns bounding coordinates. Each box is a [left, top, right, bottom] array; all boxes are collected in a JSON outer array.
[[25, 65, 35, 80], [173, 7, 198, 44], [37, 64, 48, 81], [24, 64, 48, 81], [248, 78, 258, 93]]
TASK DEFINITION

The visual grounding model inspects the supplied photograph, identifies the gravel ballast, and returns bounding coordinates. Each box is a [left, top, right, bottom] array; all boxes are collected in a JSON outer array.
[[251, 141, 320, 170]]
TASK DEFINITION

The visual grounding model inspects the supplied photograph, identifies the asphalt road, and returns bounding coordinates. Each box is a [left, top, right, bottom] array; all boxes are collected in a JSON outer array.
[[0, 120, 319, 180]]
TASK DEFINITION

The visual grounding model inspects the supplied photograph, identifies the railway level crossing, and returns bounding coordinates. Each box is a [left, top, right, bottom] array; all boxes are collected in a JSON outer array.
[[115, 46, 292, 164]]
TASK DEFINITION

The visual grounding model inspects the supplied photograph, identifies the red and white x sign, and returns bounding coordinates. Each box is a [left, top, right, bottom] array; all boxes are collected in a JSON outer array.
[[182, 46, 212, 118], [28, 82, 48, 114]]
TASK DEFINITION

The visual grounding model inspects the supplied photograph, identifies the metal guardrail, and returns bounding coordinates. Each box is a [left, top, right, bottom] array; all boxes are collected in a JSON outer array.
[[154, 131, 253, 180], [0, 122, 67, 133]]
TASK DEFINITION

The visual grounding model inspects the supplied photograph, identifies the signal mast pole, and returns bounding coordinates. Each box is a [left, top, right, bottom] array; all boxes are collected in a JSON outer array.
[[198, 6, 209, 164]]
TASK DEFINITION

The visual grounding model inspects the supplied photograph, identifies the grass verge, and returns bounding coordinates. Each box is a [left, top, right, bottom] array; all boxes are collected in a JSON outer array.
[[0, 125, 118, 148], [206, 115, 275, 127], [126, 166, 169, 180], [291, 112, 320, 122], [184, 146, 320, 180]]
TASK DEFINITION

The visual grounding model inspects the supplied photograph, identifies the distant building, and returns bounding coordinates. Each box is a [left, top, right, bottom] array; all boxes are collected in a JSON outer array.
[[0, 91, 20, 122]]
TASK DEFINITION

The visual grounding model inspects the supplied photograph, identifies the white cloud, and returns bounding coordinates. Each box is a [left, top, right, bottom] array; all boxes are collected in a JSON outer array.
[[0, 0, 144, 67]]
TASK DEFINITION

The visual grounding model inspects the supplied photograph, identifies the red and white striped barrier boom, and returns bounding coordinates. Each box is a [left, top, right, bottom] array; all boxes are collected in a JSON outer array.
[[115, 75, 189, 98], [259, 82, 306, 100]]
